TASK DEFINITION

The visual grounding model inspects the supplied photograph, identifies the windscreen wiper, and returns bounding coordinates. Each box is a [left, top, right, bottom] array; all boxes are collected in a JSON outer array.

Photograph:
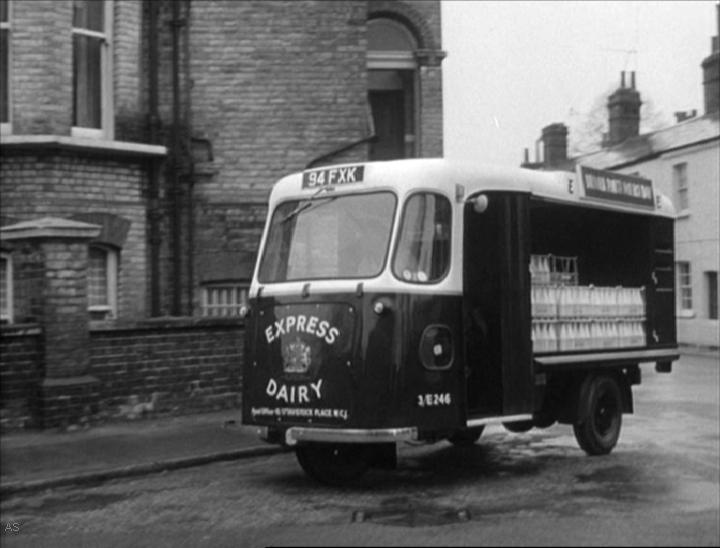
[[280, 186, 336, 224]]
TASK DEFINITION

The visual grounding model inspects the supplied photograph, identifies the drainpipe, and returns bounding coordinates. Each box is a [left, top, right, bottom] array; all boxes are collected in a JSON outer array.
[[170, 0, 184, 315], [147, 0, 161, 316], [183, 0, 195, 315]]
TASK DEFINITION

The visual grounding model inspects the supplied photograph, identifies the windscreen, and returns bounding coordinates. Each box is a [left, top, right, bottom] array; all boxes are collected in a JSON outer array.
[[258, 192, 396, 283]]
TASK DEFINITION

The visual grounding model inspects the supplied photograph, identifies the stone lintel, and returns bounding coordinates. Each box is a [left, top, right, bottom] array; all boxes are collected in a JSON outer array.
[[1, 217, 101, 242]]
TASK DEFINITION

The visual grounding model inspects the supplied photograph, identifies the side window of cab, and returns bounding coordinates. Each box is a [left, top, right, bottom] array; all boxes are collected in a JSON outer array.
[[393, 192, 451, 283]]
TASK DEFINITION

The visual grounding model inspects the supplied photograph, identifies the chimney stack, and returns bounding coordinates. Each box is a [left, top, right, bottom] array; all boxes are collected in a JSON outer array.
[[541, 123, 568, 168], [701, 2, 720, 114], [605, 71, 642, 147]]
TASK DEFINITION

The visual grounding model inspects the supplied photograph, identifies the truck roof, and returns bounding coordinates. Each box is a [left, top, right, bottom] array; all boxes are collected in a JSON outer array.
[[270, 158, 676, 219]]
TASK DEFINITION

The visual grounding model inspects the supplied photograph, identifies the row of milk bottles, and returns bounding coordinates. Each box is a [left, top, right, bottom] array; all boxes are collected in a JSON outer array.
[[531, 285, 646, 319], [532, 321, 646, 353], [529, 254, 554, 285]]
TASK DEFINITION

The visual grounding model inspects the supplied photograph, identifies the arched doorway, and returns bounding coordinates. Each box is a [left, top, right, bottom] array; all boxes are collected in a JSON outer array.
[[367, 17, 418, 160]]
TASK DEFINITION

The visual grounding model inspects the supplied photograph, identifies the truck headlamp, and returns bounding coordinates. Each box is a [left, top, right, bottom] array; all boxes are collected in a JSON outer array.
[[419, 325, 453, 370]]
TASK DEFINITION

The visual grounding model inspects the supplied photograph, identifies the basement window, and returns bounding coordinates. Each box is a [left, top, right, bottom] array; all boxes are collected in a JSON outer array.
[[201, 283, 248, 318]]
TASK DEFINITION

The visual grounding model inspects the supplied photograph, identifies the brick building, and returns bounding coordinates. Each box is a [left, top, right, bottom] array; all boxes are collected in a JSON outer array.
[[0, 0, 445, 428]]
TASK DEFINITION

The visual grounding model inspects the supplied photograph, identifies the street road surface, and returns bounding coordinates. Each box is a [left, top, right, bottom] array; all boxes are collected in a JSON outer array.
[[2, 354, 718, 547]]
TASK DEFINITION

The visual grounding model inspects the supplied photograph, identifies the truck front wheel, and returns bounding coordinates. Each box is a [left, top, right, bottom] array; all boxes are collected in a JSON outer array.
[[448, 426, 485, 446], [295, 443, 369, 485], [573, 374, 622, 456]]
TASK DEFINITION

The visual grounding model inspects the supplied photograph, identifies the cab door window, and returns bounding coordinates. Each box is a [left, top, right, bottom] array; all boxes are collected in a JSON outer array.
[[393, 193, 451, 283]]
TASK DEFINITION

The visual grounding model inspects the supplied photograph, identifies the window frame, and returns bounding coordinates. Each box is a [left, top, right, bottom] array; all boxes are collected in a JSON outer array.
[[0, 0, 11, 135], [71, 0, 113, 139], [392, 191, 453, 285], [0, 251, 13, 324], [257, 191, 398, 284], [676, 261, 693, 317], [87, 244, 118, 318], [672, 162, 689, 214], [201, 282, 250, 318]]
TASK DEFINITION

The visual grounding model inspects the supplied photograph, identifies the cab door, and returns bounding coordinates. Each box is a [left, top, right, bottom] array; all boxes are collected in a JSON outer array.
[[392, 191, 465, 431]]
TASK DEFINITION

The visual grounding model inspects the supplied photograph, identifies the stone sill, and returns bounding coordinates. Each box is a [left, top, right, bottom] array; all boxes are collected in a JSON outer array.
[[0, 323, 42, 337], [0, 135, 167, 159]]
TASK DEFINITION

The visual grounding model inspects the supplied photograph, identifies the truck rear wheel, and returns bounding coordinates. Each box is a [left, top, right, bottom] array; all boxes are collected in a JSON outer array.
[[503, 420, 533, 433], [295, 443, 369, 485], [573, 374, 622, 455]]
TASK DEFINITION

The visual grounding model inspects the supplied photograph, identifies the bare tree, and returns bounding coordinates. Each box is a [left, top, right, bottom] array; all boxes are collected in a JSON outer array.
[[567, 86, 670, 157]]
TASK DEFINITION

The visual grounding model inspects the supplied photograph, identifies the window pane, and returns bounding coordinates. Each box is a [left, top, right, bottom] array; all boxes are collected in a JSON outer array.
[[393, 193, 452, 283], [1, 29, 7, 124], [0, 0, 8, 23], [259, 192, 396, 283], [677, 262, 693, 311], [73, 0, 104, 32], [673, 163, 689, 210], [88, 247, 108, 306], [73, 34, 102, 128]]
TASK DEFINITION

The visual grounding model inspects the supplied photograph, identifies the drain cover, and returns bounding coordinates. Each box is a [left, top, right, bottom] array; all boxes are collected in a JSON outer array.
[[352, 499, 471, 527]]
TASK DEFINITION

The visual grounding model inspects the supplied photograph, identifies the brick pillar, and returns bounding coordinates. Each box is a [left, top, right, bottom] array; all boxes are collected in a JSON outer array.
[[1, 217, 102, 428], [416, 49, 446, 158]]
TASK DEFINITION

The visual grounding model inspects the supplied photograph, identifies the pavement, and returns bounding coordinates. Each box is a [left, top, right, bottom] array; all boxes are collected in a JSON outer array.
[[0, 409, 287, 498]]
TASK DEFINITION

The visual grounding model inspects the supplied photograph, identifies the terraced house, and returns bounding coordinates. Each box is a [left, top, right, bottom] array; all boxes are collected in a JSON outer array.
[[0, 0, 445, 428]]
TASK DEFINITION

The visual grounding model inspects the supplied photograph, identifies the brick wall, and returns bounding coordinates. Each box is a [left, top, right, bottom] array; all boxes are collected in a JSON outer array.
[[0, 319, 243, 429], [89, 318, 244, 419], [188, 0, 369, 205], [9, 0, 73, 134], [0, 152, 149, 320], [0, 325, 43, 430], [114, 0, 145, 141]]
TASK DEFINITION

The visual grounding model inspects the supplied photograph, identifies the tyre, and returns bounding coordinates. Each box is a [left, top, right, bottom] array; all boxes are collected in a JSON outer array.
[[295, 443, 369, 485], [448, 426, 484, 446], [573, 374, 622, 456], [503, 420, 534, 433]]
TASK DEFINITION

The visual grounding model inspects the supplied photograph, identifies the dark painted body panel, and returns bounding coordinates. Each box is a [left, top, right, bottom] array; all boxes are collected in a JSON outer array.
[[242, 291, 465, 431]]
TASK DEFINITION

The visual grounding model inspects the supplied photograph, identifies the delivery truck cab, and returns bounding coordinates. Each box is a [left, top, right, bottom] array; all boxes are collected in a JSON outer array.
[[241, 158, 679, 484]]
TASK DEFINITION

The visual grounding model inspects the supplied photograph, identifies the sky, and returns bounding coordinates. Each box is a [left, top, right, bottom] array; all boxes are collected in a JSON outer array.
[[441, 1, 718, 167]]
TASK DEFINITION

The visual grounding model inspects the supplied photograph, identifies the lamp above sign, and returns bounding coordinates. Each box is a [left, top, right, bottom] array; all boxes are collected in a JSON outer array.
[[577, 165, 655, 209]]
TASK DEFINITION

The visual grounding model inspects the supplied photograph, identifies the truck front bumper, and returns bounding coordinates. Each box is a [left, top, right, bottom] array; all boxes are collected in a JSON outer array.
[[256, 425, 419, 446]]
